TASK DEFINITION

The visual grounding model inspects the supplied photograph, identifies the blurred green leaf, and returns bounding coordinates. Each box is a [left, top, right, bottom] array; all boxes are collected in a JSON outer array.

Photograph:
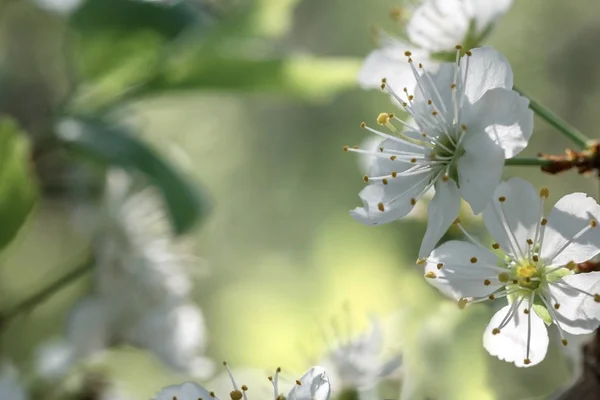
[[55, 117, 207, 235], [0, 117, 38, 251], [141, 55, 361, 102], [69, 0, 202, 108], [248, 0, 301, 38]]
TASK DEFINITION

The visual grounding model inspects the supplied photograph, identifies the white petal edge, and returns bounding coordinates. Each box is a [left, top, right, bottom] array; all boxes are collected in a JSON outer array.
[[287, 366, 331, 400], [482, 177, 541, 260], [483, 302, 548, 367], [462, 47, 514, 104], [153, 382, 213, 400], [418, 179, 461, 258], [541, 192, 600, 266], [548, 272, 600, 335], [424, 240, 503, 300], [457, 128, 505, 214]]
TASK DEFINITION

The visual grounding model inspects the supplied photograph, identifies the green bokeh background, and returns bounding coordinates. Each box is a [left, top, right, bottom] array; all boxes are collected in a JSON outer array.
[[1, 0, 600, 399]]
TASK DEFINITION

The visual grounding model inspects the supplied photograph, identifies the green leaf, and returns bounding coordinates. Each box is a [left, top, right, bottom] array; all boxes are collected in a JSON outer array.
[[141, 55, 361, 102], [532, 304, 552, 326], [248, 0, 301, 38], [55, 117, 207, 235], [69, 0, 202, 109], [0, 117, 38, 251]]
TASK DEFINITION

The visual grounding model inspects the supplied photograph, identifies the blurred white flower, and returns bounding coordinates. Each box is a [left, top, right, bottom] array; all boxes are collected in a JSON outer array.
[[349, 47, 532, 258], [153, 364, 331, 400], [31, 0, 84, 15], [38, 168, 212, 379], [0, 362, 27, 400], [321, 317, 401, 397], [358, 0, 513, 91], [424, 177, 600, 367]]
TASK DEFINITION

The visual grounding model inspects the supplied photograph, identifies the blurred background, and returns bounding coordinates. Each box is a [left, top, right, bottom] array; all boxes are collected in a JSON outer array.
[[0, 0, 600, 399]]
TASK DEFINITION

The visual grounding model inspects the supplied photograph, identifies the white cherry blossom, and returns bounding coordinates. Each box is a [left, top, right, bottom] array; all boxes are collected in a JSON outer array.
[[153, 364, 331, 400], [424, 177, 600, 367], [348, 47, 532, 258], [358, 0, 513, 91]]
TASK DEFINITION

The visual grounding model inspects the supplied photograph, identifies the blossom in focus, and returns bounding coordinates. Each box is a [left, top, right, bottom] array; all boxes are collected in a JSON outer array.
[[320, 317, 401, 397], [358, 0, 513, 91], [153, 364, 331, 400], [424, 177, 600, 367], [0, 363, 27, 400], [348, 47, 532, 258]]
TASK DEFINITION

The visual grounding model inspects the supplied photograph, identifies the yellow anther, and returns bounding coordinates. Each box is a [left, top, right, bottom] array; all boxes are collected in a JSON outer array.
[[458, 298, 468, 309], [352, 145, 358, 149], [591, 219, 598, 228], [562, 339, 568, 346], [381, 82, 386, 90], [442, 174, 449, 182], [566, 261, 576, 270], [360, 122, 366, 128], [425, 271, 437, 279], [427, 100, 433, 105], [389, 7, 403, 20], [388, 113, 395, 119], [513, 279, 518, 284], [465, 51, 472, 56], [379, 147, 384, 152], [455, 45, 463, 50], [460, 124, 467, 131], [230, 390, 243, 400], [498, 272, 509, 283], [554, 303, 560, 310], [382, 178, 389, 185], [594, 294, 600, 303], [470, 257, 478, 264], [483, 279, 491, 286], [377, 202, 385, 212], [492, 328, 500, 335], [526, 239, 533, 245], [540, 188, 549, 198], [407, 58, 413, 63], [498, 196, 506, 203], [541, 218, 548, 226], [450, 83, 457, 89], [416, 257, 427, 265], [410, 158, 417, 163], [492, 243, 500, 250], [408, 95, 414, 101], [436, 263, 444, 269], [410, 198, 416, 206], [390, 155, 397, 161], [432, 111, 438, 116], [488, 294, 495, 300], [377, 113, 390, 125], [295, 380, 302, 386], [362, 175, 369, 183], [523, 358, 531, 365], [418, 63, 423, 69], [523, 308, 529, 314], [391, 171, 398, 178], [532, 255, 539, 262], [381, 78, 387, 84], [404, 51, 412, 57]]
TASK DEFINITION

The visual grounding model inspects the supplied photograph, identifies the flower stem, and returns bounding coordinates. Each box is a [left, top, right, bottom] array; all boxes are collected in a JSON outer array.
[[515, 86, 591, 149], [505, 157, 553, 167], [0, 255, 94, 328]]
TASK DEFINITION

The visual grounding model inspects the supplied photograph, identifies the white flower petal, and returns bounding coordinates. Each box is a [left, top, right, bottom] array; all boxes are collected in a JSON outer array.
[[34, 339, 75, 381], [418, 179, 461, 258], [66, 296, 111, 358], [463, 88, 533, 158], [457, 129, 504, 214], [548, 272, 600, 335], [462, 47, 514, 104], [358, 49, 414, 92], [541, 192, 600, 266], [407, 0, 469, 52], [287, 366, 331, 400], [424, 240, 502, 299], [153, 382, 212, 400], [483, 302, 548, 367], [411, 63, 456, 126], [482, 178, 540, 259]]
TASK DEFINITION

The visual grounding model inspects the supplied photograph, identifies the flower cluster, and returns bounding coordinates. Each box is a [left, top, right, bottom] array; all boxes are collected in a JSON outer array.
[[348, 0, 600, 368], [154, 364, 331, 400]]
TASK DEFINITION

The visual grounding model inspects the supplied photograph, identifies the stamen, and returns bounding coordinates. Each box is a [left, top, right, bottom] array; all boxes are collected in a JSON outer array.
[[525, 293, 534, 364], [547, 220, 597, 263], [492, 199, 525, 261]]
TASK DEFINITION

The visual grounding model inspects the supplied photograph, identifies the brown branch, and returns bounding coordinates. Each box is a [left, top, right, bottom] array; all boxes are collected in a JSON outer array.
[[539, 142, 600, 175]]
